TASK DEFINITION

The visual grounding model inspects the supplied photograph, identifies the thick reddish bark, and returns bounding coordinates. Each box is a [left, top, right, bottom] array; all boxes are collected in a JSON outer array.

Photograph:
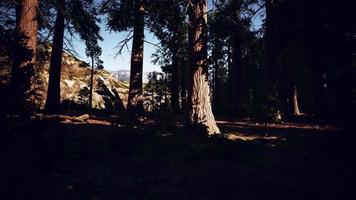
[[187, 0, 220, 135], [127, 2, 144, 114], [11, 0, 39, 114], [45, 2, 65, 113]]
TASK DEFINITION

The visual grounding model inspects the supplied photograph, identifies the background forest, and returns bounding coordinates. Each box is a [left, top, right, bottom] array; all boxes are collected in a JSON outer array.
[[1, 0, 354, 130], [0, 0, 355, 199]]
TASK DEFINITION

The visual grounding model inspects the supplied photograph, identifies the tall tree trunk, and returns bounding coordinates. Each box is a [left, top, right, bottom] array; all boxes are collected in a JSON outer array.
[[45, 2, 65, 113], [89, 56, 94, 110], [127, 1, 144, 114], [187, 0, 220, 135], [180, 58, 187, 112], [11, 0, 39, 115], [212, 58, 220, 112], [279, 55, 290, 115], [171, 35, 180, 113], [292, 86, 301, 115], [227, 41, 232, 111], [231, 28, 243, 117], [306, 0, 327, 121], [264, 0, 277, 89]]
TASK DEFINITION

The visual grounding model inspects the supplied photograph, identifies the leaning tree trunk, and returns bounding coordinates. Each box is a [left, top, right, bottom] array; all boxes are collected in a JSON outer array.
[[187, 0, 220, 135], [11, 0, 39, 115], [127, 1, 144, 115], [45, 2, 65, 113]]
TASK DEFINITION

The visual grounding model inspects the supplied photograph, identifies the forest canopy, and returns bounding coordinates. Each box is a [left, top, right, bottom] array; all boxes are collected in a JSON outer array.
[[0, 0, 355, 131]]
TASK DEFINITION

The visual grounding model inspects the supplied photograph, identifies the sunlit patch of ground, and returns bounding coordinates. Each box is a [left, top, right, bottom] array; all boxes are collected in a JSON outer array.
[[35, 113, 112, 125], [217, 120, 342, 131], [226, 133, 285, 141]]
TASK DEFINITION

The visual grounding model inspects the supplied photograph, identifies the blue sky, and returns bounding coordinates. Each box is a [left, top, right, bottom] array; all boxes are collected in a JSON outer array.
[[70, 1, 263, 72], [70, 26, 160, 72], [70, 0, 216, 72]]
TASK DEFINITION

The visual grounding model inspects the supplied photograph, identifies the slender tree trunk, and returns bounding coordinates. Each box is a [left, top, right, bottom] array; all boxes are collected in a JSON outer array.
[[180, 60, 187, 112], [292, 86, 301, 115], [187, 0, 220, 135], [45, 2, 65, 113], [227, 42, 233, 111], [264, 0, 277, 88], [231, 28, 243, 116], [306, 7, 326, 120], [164, 73, 168, 109], [11, 0, 39, 115], [212, 58, 220, 112], [181, 21, 192, 114], [171, 37, 180, 113], [127, 1, 144, 115], [279, 55, 290, 115], [89, 56, 94, 110]]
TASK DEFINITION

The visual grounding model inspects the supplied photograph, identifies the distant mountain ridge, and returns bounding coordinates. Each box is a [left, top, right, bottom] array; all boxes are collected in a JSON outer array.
[[108, 70, 150, 84]]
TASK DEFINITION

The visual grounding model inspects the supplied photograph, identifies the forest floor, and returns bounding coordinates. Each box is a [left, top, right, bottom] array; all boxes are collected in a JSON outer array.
[[0, 113, 355, 200]]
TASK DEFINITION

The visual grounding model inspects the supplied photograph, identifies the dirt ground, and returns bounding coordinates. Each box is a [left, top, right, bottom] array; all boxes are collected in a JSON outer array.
[[0, 114, 355, 200]]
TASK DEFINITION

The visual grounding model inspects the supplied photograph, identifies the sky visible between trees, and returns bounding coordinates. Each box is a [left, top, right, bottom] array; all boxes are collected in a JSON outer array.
[[71, 2, 263, 72]]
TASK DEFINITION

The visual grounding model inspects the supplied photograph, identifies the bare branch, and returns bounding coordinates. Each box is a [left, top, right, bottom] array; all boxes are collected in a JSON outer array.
[[113, 30, 133, 58], [144, 40, 163, 51]]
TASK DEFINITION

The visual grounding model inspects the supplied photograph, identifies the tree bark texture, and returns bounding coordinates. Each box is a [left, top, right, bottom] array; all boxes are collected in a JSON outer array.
[[187, 0, 220, 135], [127, 1, 144, 114], [11, 0, 39, 114], [292, 86, 301, 115]]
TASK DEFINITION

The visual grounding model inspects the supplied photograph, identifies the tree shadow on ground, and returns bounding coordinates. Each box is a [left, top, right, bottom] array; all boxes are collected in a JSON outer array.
[[0, 116, 355, 200]]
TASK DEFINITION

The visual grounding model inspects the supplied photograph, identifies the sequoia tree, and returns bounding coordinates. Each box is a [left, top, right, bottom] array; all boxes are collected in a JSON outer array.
[[11, 0, 39, 115], [187, 0, 220, 135]]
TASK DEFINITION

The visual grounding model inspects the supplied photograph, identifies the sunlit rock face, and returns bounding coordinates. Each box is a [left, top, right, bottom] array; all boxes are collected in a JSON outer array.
[[0, 49, 128, 111]]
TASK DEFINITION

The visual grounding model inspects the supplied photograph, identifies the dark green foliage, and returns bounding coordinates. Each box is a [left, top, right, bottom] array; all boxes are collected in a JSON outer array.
[[78, 86, 90, 104], [143, 71, 170, 112], [102, 0, 136, 32], [147, 0, 189, 113]]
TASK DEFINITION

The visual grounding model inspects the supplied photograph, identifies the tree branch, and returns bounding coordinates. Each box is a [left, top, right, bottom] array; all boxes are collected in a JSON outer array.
[[114, 30, 133, 58]]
